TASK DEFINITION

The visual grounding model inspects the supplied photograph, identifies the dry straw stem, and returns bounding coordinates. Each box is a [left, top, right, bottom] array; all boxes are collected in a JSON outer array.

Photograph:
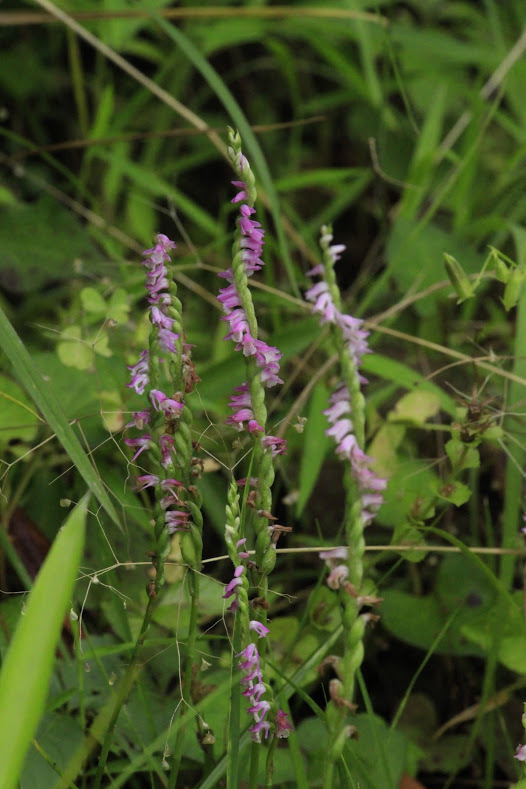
[[436, 26, 526, 160], [0, 6, 388, 27], [432, 678, 526, 741], [73, 540, 526, 594], [369, 322, 526, 391], [10, 117, 324, 162]]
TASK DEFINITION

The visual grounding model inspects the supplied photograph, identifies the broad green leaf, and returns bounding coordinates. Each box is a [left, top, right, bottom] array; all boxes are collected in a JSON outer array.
[[362, 354, 457, 417], [375, 460, 437, 527], [56, 326, 112, 369], [108, 288, 130, 324], [386, 218, 481, 316], [392, 523, 428, 562], [98, 390, 124, 433], [0, 306, 119, 526], [388, 390, 442, 426], [0, 496, 87, 789], [380, 589, 482, 657], [367, 423, 405, 478], [0, 186, 16, 205], [21, 713, 84, 789], [420, 735, 471, 774], [0, 197, 98, 294], [460, 591, 526, 673], [437, 481, 471, 507], [445, 438, 480, 471], [80, 287, 106, 315], [56, 326, 93, 370]]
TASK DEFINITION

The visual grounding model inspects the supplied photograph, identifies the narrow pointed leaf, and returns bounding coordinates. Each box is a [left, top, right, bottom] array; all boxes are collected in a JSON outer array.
[[0, 495, 88, 789], [0, 306, 119, 526]]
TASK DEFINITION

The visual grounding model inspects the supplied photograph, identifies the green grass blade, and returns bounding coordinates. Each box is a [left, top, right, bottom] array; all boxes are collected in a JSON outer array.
[[0, 495, 87, 789], [296, 381, 329, 517], [0, 306, 119, 526], [500, 235, 526, 588], [152, 15, 298, 295]]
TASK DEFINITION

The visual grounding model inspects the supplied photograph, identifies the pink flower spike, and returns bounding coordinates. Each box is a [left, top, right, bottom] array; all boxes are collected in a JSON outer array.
[[236, 477, 259, 488], [243, 681, 266, 701]]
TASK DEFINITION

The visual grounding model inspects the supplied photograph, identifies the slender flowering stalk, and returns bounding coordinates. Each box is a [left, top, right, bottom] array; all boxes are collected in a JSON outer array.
[[122, 234, 204, 789], [95, 234, 203, 789], [218, 128, 287, 586], [218, 133, 293, 774], [306, 226, 386, 786], [222, 478, 291, 749], [125, 234, 203, 593]]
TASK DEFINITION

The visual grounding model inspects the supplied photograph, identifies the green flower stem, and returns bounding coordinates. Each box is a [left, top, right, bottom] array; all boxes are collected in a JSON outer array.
[[228, 133, 276, 581], [168, 569, 201, 789], [319, 228, 368, 785], [93, 596, 156, 789], [249, 742, 260, 789], [265, 735, 278, 788], [227, 614, 242, 789]]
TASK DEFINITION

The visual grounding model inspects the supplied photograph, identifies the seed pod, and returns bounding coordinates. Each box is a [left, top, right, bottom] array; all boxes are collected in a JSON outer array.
[[443, 253, 475, 303]]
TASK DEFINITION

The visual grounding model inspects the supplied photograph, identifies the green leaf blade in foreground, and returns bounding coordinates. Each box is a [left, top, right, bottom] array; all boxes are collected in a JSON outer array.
[[0, 495, 88, 789], [0, 306, 119, 526]]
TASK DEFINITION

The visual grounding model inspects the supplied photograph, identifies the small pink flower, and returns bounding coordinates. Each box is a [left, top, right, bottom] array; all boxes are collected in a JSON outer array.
[[275, 709, 294, 739], [165, 509, 190, 533], [125, 433, 152, 461], [127, 350, 150, 395], [136, 474, 159, 491], [223, 565, 244, 599], [159, 434, 175, 468], [262, 435, 287, 457], [250, 720, 271, 743], [249, 620, 270, 638], [150, 390, 183, 417]]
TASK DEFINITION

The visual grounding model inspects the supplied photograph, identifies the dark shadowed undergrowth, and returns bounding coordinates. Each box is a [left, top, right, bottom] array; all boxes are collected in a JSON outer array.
[[1, 3, 526, 788]]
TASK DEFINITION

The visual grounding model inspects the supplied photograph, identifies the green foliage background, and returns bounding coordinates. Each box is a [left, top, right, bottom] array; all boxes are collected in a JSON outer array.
[[1, 1, 526, 787]]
